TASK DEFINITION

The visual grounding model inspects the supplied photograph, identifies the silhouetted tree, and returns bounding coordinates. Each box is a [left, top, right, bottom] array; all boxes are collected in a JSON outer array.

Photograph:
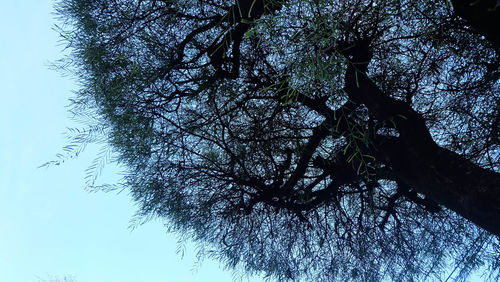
[[55, 0, 500, 280]]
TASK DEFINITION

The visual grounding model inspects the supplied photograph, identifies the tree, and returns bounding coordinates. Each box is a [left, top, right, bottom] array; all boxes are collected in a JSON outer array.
[[37, 274, 77, 282], [55, 0, 500, 281]]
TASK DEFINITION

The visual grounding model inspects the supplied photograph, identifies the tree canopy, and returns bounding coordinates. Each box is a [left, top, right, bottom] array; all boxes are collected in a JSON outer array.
[[55, 0, 500, 281]]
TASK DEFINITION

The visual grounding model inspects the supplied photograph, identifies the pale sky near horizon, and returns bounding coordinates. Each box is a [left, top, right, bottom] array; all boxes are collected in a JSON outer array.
[[0, 2, 263, 281]]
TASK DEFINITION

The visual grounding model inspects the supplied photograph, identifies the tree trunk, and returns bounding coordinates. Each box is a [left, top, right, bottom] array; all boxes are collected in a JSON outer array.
[[451, 0, 500, 50], [343, 50, 500, 237], [377, 136, 500, 237]]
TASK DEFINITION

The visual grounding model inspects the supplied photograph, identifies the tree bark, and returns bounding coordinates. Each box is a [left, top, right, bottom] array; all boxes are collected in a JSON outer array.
[[343, 46, 500, 237], [377, 135, 500, 237], [451, 0, 500, 50]]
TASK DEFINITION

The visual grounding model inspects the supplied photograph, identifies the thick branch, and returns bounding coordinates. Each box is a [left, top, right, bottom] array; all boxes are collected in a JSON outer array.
[[342, 39, 500, 236], [207, 0, 284, 77], [451, 0, 500, 50], [280, 120, 330, 192]]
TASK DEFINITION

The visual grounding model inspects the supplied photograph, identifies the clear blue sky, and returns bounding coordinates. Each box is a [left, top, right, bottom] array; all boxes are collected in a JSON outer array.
[[0, 2, 262, 281]]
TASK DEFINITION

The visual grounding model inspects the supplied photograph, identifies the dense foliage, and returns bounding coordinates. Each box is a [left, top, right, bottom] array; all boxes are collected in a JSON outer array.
[[55, 0, 500, 281]]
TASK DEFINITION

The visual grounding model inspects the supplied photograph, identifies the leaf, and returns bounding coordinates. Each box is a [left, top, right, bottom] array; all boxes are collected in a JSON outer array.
[[243, 26, 258, 39], [347, 151, 358, 163], [356, 162, 364, 175]]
